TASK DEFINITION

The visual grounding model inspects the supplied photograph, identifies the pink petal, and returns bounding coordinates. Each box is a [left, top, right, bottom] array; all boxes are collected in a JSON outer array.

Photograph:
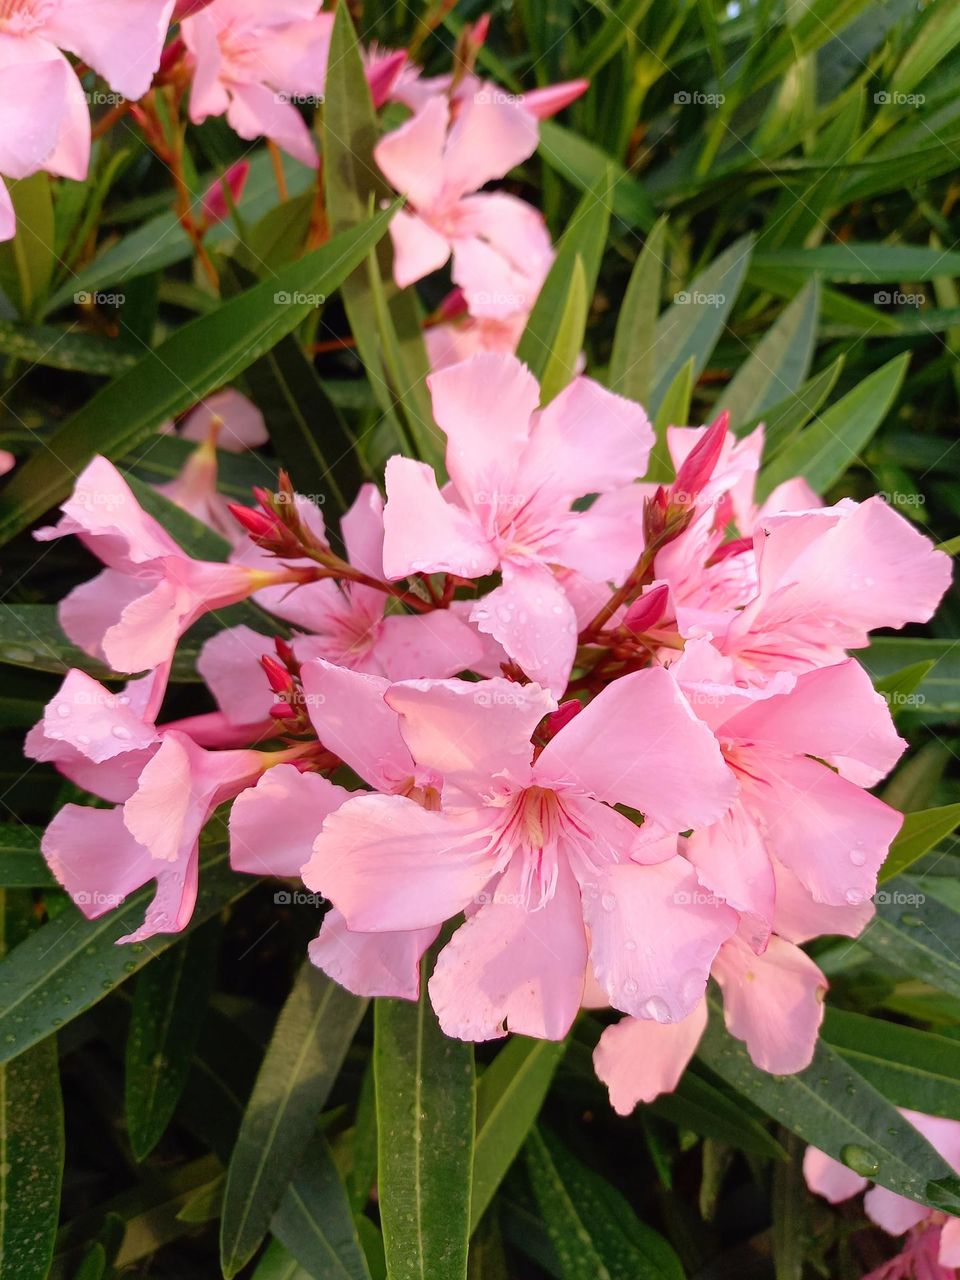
[[771, 859, 875, 944], [300, 659, 415, 791], [226, 81, 317, 166], [58, 569, 154, 663], [520, 79, 589, 119], [229, 763, 351, 877], [375, 611, 486, 680], [470, 560, 578, 698], [382, 455, 497, 579], [28, 669, 158, 764], [0, 179, 13, 241], [182, 9, 229, 120], [428, 855, 586, 1041], [723, 659, 906, 787], [938, 1218, 960, 1267], [385, 676, 554, 791], [196, 625, 275, 726], [0, 57, 68, 179], [43, 0, 176, 101], [374, 95, 449, 209], [308, 908, 438, 1000], [744, 751, 902, 908], [301, 793, 496, 932], [342, 483, 386, 579], [863, 1186, 929, 1236], [451, 194, 553, 319], [180, 389, 267, 450], [388, 208, 452, 288], [442, 94, 538, 197], [536, 666, 737, 831], [593, 1002, 707, 1113], [41, 805, 155, 917], [518, 376, 653, 506], [581, 855, 737, 1022], [428, 352, 540, 514], [713, 934, 826, 1073], [802, 1147, 868, 1203], [684, 804, 775, 951]]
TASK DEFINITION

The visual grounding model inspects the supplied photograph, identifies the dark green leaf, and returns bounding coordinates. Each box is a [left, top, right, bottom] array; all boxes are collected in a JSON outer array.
[[270, 1134, 371, 1280]]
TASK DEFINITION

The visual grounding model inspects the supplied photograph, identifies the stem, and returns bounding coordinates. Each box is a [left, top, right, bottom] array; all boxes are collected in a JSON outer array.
[[92, 100, 131, 140], [268, 139, 289, 201]]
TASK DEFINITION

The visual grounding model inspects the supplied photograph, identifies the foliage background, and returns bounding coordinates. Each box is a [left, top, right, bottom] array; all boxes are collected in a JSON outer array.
[[0, 1, 959, 1277]]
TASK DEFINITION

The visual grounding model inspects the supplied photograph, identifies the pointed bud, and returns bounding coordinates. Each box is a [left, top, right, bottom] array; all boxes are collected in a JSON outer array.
[[545, 699, 581, 738], [274, 636, 296, 668], [623, 583, 670, 634], [270, 701, 297, 721], [261, 654, 296, 698], [172, 0, 216, 19], [673, 411, 730, 505], [366, 49, 407, 108], [436, 287, 468, 323], [202, 160, 249, 225], [521, 78, 590, 120], [228, 502, 279, 540], [469, 12, 491, 49]]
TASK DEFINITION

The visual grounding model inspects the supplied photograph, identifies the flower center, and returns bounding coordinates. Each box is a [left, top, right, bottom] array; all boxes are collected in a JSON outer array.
[[0, 0, 55, 31]]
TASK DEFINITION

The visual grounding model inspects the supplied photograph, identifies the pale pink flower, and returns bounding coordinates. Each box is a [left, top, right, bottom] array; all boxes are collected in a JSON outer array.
[[181, 0, 332, 165], [425, 305, 528, 371], [382, 353, 654, 694], [36, 455, 306, 683], [0, 0, 175, 237], [41, 729, 267, 941], [303, 668, 737, 1041], [804, 1112, 960, 1277], [674, 645, 905, 946], [593, 930, 828, 1113], [387, 60, 588, 122], [374, 93, 553, 314]]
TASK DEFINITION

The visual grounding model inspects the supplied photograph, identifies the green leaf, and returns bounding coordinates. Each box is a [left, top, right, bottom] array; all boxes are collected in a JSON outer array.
[[125, 475, 231, 562], [758, 352, 908, 495], [716, 280, 820, 426], [861, 874, 960, 999], [125, 920, 221, 1160], [646, 356, 695, 483], [0, 829, 251, 1066], [608, 215, 668, 410], [0, 174, 55, 321], [518, 169, 612, 382], [0, 210, 394, 546], [270, 1135, 371, 1280], [822, 1010, 960, 1120], [48, 150, 316, 311], [538, 123, 656, 232], [0, 1034, 64, 1280], [879, 805, 960, 883], [648, 235, 754, 418], [524, 1126, 684, 1280], [647, 1069, 787, 1160], [231, 193, 315, 276], [697, 1004, 960, 1213], [744, 355, 845, 455], [753, 243, 960, 281], [323, 4, 439, 466], [252, 1239, 316, 1280], [0, 826, 54, 888], [860, 639, 960, 715], [472, 1037, 567, 1229], [374, 969, 475, 1280], [220, 965, 367, 1277], [0, 322, 138, 376], [874, 660, 936, 722], [571, 0, 655, 77], [539, 255, 588, 404]]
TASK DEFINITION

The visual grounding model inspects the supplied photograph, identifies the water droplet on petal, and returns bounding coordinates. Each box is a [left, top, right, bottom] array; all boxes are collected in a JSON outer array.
[[600, 892, 617, 912], [643, 995, 670, 1022], [111, 726, 132, 741], [56, 703, 70, 718]]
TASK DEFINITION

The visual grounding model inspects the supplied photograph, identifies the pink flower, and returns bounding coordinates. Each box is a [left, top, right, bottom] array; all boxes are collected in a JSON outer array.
[[0, 0, 175, 237], [382, 353, 654, 694], [303, 667, 737, 1041], [374, 93, 552, 313], [804, 1112, 960, 1277], [41, 730, 267, 942], [36, 455, 309, 685], [593, 929, 828, 1113], [181, 0, 332, 165], [425, 305, 529, 371], [675, 646, 905, 945], [200, 158, 249, 223]]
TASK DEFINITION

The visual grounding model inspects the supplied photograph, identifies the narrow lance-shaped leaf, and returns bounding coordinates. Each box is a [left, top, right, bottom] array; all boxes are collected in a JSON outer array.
[[375, 963, 475, 1280], [220, 965, 368, 1277], [0, 209, 395, 545], [608, 214, 667, 410], [878, 805, 960, 883], [270, 1134, 371, 1280]]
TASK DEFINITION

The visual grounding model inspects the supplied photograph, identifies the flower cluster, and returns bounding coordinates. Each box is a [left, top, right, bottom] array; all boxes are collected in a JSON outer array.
[[28, 349, 951, 1112]]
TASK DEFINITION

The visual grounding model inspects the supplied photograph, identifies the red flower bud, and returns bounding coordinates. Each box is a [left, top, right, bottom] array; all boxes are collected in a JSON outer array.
[[673, 411, 730, 505], [623, 583, 670, 634]]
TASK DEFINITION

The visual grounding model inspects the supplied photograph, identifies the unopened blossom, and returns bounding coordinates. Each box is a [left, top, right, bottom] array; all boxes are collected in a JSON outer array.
[[374, 93, 552, 314], [593, 928, 828, 1112], [304, 669, 737, 1041], [382, 353, 653, 694], [181, 0, 332, 165], [36, 456, 311, 697], [805, 1112, 960, 1277]]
